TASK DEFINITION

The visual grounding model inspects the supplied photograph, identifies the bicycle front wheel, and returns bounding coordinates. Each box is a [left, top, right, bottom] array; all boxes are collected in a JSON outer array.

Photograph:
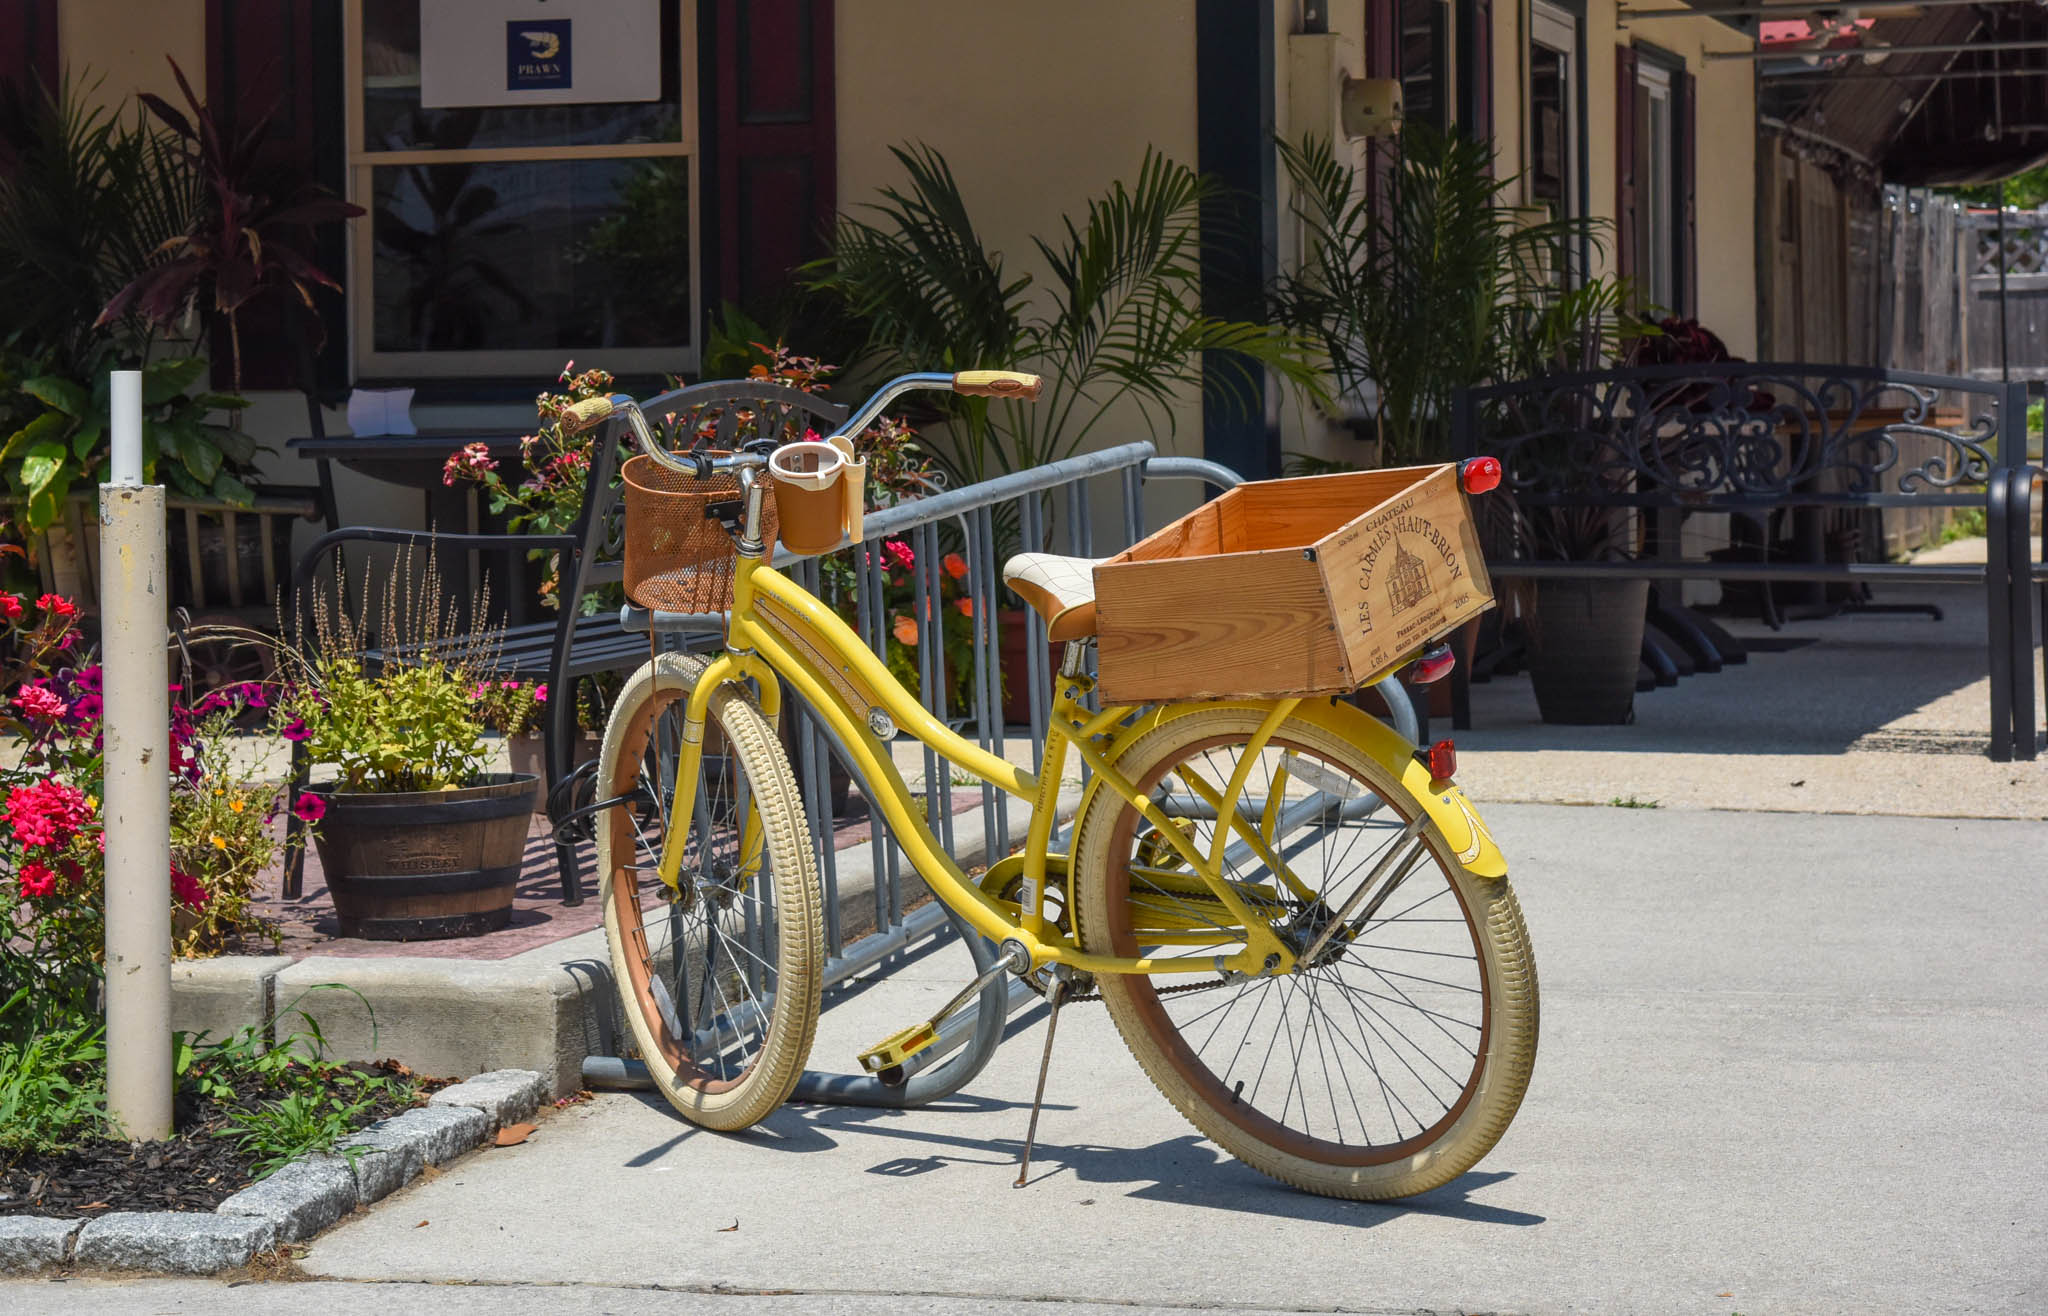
[[596, 652, 823, 1130], [1074, 706, 1537, 1199]]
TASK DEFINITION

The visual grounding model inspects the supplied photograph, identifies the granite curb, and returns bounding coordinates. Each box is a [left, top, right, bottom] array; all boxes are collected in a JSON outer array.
[[0, 1068, 541, 1275]]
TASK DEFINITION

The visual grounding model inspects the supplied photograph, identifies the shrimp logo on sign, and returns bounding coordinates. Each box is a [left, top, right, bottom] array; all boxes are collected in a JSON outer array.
[[507, 20, 572, 90]]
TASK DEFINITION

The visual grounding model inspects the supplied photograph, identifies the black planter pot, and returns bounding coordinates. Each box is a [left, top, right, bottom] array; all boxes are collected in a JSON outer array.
[[1529, 578, 1650, 725], [310, 774, 539, 940]]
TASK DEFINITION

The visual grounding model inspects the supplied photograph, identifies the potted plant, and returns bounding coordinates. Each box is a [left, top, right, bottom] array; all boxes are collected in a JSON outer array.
[[478, 678, 549, 815], [262, 566, 537, 940], [1512, 505, 1646, 726], [0, 76, 274, 596]]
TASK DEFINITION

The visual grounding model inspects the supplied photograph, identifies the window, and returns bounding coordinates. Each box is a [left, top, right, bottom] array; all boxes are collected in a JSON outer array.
[[1528, 3, 1577, 227], [345, 0, 699, 378], [1634, 59, 1676, 311], [1400, 0, 1452, 133]]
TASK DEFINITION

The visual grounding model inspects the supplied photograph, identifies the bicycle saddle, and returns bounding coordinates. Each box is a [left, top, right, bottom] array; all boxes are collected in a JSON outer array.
[[1002, 553, 1104, 641]]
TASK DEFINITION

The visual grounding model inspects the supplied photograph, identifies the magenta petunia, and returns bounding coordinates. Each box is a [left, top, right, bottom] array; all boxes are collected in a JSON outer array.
[[170, 865, 209, 910], [281, 718, 310, 742], [293, 792, 327, 822]]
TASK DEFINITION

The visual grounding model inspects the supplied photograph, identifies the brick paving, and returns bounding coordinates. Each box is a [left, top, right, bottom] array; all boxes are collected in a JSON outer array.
[[244, 790, 984, 963]]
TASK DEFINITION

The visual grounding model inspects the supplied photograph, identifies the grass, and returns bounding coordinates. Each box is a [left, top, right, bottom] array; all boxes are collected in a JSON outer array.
[[2, 988, 418, 1182], [1607, 795, 1661, 809], [1937, 506, 1989, 546]]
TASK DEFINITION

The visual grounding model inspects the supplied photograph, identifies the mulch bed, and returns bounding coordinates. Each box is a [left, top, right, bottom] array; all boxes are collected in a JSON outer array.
[[0, 1059, 440, 1220]]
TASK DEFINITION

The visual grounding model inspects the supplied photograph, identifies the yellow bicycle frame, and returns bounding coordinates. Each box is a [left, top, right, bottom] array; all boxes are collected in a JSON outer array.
[[651, 546, 1506, 979]]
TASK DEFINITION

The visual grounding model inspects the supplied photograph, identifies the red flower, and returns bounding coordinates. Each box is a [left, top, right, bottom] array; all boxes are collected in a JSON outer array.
[[12, 683, 68, 722], [4, 780, 93, 848], [18, 860, 57, 899], [883, 540, 915, 572], [171, 865, 209, 910], [0, 594, 21, 620], [36, 593, 77, 618], [293, 792, 327, 823]]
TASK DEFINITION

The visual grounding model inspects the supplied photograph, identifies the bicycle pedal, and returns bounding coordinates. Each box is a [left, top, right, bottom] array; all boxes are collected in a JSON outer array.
[[858, 1021, 939, 1073]]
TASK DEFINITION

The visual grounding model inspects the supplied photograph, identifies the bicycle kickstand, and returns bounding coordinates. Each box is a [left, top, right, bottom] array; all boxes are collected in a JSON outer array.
[[1013, 975, 1068, 1189]]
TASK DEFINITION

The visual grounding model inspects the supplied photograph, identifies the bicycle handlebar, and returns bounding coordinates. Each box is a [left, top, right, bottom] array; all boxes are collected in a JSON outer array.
[[583, 370, 1044, 479]]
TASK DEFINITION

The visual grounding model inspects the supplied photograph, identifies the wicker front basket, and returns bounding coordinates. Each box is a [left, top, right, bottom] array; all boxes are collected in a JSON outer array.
[[621, 453, 780, 613]]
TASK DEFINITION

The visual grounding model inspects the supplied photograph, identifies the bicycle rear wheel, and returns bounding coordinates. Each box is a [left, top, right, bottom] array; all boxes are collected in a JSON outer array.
[[1074, 706, 1537, 1199], [596, 652, 823, 1130]]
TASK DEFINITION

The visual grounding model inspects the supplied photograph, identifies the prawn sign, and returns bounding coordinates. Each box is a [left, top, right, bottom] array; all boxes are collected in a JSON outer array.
[[421, 1, 660, 108]]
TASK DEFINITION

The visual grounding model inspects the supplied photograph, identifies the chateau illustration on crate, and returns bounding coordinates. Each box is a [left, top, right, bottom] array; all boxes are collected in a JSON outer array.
[[1094, 465, 1492, 703]]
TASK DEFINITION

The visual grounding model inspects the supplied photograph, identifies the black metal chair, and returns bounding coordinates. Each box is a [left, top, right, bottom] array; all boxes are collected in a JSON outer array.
[[283, 380, 848, 904]]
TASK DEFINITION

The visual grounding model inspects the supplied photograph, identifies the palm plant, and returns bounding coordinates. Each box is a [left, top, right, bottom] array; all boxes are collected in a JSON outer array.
[[97, 58, 363, 395], [0, 74, 196, 377], [1272, 126, 1621, 466], [807, 144, 1324, 488]]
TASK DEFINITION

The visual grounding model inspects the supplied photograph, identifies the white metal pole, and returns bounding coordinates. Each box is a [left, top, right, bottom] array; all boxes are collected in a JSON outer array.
[[101, 368, 172, 1141]]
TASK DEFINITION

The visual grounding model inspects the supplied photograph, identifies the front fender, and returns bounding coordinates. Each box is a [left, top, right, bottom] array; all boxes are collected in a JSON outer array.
[[1081, 698, 1507, 879]]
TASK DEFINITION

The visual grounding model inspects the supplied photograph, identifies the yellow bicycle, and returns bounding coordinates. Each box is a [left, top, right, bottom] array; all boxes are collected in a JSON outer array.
[[575, 372, 1537, 1200]]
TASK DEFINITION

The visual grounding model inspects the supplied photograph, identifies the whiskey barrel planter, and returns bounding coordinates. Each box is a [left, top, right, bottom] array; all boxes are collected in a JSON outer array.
[[1529, 578, 1650, 725], [309, 775, 539, 940]]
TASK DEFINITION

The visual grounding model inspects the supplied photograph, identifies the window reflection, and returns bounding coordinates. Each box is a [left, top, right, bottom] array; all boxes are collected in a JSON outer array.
[[372, 157, 691, 353]]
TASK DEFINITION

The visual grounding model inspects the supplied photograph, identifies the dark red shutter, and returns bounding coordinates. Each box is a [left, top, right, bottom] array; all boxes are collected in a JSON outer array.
[[1676, 66, 1697, 318], [1462, 0, 1493, 148], [0, 0, 57, 92], [205, 0, 345, 394], [1365, 0, 1398, 209], [0, 0, 60, 172], [714, 0, 836, 321], [1614, 45, 1638, 286]]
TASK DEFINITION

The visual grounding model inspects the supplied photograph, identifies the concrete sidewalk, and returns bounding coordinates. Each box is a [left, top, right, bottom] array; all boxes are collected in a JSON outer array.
[[14, 802, 2036, 1314]]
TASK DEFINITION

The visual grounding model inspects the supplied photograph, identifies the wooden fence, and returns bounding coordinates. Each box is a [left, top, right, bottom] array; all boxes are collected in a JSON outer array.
[[1963, 208, 2048, 383]]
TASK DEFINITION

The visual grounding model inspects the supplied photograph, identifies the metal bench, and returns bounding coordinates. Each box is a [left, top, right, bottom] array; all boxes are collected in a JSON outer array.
[[1451, 363, 2039, 760]]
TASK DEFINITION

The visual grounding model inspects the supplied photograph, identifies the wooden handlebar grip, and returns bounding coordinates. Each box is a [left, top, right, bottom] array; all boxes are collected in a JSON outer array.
[[560, 396, 615, 434], [952, 370, 1044, 401]]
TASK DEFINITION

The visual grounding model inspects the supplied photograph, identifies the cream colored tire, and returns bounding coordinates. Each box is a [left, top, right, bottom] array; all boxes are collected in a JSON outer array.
[[597, 653, 823, 1130], [1075, 706, 1537, 1199]]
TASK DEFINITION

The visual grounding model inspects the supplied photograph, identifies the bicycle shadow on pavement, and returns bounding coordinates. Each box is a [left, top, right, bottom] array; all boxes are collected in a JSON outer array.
[[750, 1098, 1545, 1230]]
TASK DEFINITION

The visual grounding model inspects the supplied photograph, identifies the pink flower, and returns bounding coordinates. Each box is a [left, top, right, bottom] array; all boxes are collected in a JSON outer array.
[[281, 718, 310, 742], [293, 792, 326, 823], [532, 684, 547, 703], [13, 683, 68, 722], [4, 780, 92, 848], [442, 441, 499, 487], [883, 540, 915, 572], [171, 865, 208, 910], [18, 860, 57, 899]]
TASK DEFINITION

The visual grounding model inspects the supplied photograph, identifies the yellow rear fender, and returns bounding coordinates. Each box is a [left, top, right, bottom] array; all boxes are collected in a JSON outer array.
[[1079, 697, 1507, 880]]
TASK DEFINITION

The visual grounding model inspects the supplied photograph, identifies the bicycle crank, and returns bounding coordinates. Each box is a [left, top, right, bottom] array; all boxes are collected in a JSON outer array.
[[855, 939, 1032, 1082]]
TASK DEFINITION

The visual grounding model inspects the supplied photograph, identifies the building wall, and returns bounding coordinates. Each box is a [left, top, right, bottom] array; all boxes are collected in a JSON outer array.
[[56, 0, 206, 113]]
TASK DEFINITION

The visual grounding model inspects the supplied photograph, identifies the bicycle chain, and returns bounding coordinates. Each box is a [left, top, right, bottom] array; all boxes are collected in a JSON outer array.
[[1058, 975, 1230, 1004]]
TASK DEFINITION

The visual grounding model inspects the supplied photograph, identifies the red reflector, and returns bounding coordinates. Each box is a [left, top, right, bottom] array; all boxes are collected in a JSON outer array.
[[1412, 645, 1455, 684], [1460, 456, 1502, 495], [1426, 739, 1457, 781]]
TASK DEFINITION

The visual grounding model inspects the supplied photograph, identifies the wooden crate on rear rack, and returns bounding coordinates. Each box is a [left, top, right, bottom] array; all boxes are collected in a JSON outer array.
[[1093, 464, 1494, 704]]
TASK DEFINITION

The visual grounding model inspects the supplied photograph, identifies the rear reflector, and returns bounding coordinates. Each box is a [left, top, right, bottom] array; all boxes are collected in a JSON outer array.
[[1412, 644, 1455, 684], [1459, 456, 1502, 495], [1425, 739, 1457, 782]]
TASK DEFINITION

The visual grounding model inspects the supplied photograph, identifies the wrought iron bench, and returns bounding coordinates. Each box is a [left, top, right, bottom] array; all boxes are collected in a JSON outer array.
[[284, 380, 848, 904], [1451, 364, 2039, 761]]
